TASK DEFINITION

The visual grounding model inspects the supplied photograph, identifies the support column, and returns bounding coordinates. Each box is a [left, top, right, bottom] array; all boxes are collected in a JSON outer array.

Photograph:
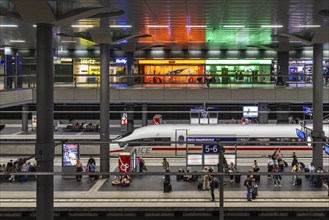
[[277, 51, 289, 86], [22, 104, 28, 133], [142, 103, 148, 126], [100, 41, 110, 176], [35, 23, 54, 220], [276, 103, 289, 124], [258, 103, 268, 124], [312, 43, 324, 169], [218, 142, 224, 220], [126, 51, 134, 86], [127, 104, 134, 132]]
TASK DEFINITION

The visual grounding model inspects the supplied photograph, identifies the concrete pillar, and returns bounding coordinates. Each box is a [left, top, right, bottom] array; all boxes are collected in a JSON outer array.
[[277, 51, 289, 85], [312, 43, 324, 169], [127, 104, 134, 132], [99, 19, 110, 176], [276, 103, 289, 124], [126, 51, 134, 86], [142, 103, 148, 126], [258, 103, 268, 124], [22, 104, 28, 133], [35, 23, 54, 220]]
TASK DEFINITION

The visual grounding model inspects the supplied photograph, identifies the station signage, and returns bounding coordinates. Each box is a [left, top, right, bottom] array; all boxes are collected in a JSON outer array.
[[138, 59, 205, 65], [115, 58, 127, 64], [302, 106, 313, 116]]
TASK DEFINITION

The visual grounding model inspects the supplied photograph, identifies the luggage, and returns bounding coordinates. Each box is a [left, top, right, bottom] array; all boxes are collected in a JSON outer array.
[[252, 187, 258, 199], [176, 175, 183, 181], [197, 182, 203, 190], [299, 162, 305, 168], [304, 168, 310, 178], [283, 160, 288, 167], [235, 175, 241, 183], [163, 181, 172, 193], [296, 177, 302, 186], [314, 176, 323, 187], [254, 175, 260, 183], [23, 175, 28, 181]]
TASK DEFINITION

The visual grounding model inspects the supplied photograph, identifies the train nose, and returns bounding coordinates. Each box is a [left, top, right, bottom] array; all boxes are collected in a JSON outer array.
[[109, 143, 123, 154]]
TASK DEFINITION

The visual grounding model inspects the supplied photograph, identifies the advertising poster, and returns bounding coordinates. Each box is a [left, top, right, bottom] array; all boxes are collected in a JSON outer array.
[[62, 143, 79, 167], [119, 153, 131, 172]]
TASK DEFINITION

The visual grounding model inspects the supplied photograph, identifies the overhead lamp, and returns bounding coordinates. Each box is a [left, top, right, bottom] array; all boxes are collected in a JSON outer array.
[[261, 25, 283, 28], [185, 25, 207, 28], [10, 40, 25, 43], [110, 25, 132, 28], [71, 24, 94, 28], [223, 25, 245, 28], [0, 24, 18, 27], [295, 25, 321, 28], [147, 25, 170, 28], [33, 25, 37, 27]]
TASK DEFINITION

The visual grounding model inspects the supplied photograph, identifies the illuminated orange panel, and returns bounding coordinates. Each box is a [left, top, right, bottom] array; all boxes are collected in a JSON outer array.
[[138, 60, 205, 65]]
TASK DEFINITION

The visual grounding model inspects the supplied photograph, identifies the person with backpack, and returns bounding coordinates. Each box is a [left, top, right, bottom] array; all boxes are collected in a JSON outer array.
[[138, 157, 145, 172], [272, 164, 282, 188], [209, 176, 218, 201], [87, 155, 96, 180], [244, 176, 253, 201]]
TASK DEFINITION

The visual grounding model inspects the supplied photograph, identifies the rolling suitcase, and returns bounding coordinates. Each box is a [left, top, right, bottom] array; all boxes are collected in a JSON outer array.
[[235, 175, 241, 183], [197, 182, 203, 190], [164, 181, 171, 192], [304, 168, 310, 178], [252, 187, 258, 199], [296, 177, 302, 186]]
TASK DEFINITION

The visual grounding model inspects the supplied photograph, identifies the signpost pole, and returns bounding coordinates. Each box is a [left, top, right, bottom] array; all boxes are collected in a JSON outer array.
[[218, 140, 224, 220]]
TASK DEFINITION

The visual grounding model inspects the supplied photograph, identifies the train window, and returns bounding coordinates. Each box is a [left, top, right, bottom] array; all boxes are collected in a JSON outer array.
[[128, 138, 171, 147], [178, 135, 185, 146]]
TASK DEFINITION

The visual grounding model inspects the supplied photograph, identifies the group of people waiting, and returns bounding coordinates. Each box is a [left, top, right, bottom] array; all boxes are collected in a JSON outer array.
[[75, 156, 97, 182], [0, 158, 37, 183]]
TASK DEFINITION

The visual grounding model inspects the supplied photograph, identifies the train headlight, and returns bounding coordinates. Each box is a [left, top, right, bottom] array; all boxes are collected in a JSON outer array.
[[306, 136, 312, 147]]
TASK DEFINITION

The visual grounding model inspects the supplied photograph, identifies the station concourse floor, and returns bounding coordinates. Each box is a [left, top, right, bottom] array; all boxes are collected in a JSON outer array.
[[0, 159, 328, 210]]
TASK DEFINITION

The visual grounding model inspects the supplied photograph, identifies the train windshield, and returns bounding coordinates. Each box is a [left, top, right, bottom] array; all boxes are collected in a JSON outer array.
[[114, 131, 133, 140]]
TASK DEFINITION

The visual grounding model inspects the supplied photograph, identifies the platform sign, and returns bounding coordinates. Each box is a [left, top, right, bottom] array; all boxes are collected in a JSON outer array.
[[324, 144, 329, 155], [62, 143, 79, 167], [302, 106, 313, 116], [296, 129, 305, 140], [203, 144, 219, 154]]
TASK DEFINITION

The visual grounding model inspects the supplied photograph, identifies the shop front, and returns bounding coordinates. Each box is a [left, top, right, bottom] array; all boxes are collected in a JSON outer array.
[[205, 59, 272, 84], [138, 59, 205, 84], [73, 58, 126, 84]]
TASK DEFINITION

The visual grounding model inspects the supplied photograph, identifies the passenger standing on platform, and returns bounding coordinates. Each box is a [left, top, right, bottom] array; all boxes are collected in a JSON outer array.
[[138, 157, 145, 172], [272, 164, 282, 188], [267, 155, 274, 179], [252, 160, 260, 183], [228, 162, 235, 183], [291, 152, 298, 167], [202, 167, 210, 191], [75, 160, 83, 182], [7, 160, 16, 182], [209, 176, 218, 201], [87, 156, 96, 180], [244, 175, 253, 201], [292, 163, 300, 186], [162, 158, 169, 172], [308, 162, 316, 185]]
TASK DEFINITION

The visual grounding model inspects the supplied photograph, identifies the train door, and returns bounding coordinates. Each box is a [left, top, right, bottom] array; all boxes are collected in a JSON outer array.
[[175, 129, 187, 157]]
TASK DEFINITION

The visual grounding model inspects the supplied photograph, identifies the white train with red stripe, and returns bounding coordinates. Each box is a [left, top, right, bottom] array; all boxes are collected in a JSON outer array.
[[109, 124, 329, 158]]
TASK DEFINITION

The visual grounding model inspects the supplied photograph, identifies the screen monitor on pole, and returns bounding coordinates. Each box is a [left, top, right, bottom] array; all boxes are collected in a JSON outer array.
[[243, 106, 258, 118], [62, 143, 79, 167], [324, 144, 329, 155], [296, 129, 305, 140]]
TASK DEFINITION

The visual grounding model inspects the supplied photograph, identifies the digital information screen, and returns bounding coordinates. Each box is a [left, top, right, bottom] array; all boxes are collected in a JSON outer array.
[[296, 129, 305, 140], [62, 143, 79, 167], [324, 144, 329, 155], [243, 106, 258, 118]]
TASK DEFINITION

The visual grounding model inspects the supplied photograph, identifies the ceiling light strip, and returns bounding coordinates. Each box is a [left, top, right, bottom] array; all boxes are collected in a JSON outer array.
[[295, 25, 321, 28], [261, 25, 283, 28], [223, 25, 245, 28], [147, 25, 170, 28], [10, 40, 25, 43], [71, 25, 94, 28], [0, 24, 18, 27], [110, 25, 132, 28], [185, 25, 207, 28]]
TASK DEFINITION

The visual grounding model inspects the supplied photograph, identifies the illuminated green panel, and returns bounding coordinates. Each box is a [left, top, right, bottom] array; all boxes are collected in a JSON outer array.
[[205, 60, 272, 65]]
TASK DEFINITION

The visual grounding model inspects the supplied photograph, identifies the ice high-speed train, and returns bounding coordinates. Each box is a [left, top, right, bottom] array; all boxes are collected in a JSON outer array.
[[109, 124, 329, 158]]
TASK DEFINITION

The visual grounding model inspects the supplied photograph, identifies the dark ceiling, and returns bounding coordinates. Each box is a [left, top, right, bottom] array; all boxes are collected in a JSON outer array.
[[0, 0, 328, 52]]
